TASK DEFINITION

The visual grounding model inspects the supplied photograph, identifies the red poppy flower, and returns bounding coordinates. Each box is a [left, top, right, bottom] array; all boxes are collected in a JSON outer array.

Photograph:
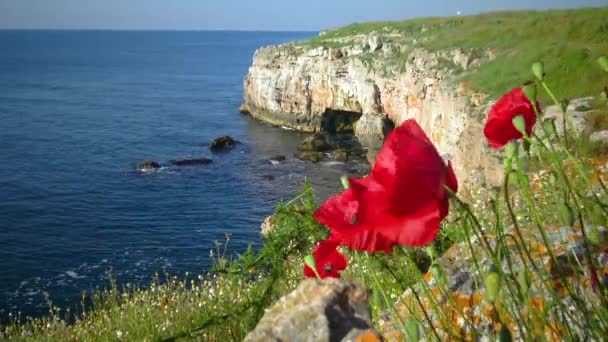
[[314, 119, 458, 253], [483, 88, 538, 149], [303, 238, 348, 278]]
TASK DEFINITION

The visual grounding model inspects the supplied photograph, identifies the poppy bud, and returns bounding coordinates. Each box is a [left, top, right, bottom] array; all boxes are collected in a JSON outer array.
[[548, 171, 558, 185], [588, 226, 601, 246], [522, 82, 537, 102], [485, 271, 500, 303], [512, 115, 527, 136], [532, 61, 545, 81], [340, 176, 350, 190], [560, 202, 575, 227], [598, 56, 608, 72], [304, 255, 320, 278]]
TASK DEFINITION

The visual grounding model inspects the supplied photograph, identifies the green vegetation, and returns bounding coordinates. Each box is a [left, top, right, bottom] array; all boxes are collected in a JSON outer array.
[[302, 7, 608, 101]]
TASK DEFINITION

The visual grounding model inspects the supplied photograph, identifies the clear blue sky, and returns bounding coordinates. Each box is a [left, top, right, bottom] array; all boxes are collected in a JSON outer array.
[[0, 0, 606, 31]]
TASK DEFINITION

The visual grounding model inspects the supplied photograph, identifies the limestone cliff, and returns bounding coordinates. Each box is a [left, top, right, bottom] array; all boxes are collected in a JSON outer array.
[[241, 35, 504, 190]]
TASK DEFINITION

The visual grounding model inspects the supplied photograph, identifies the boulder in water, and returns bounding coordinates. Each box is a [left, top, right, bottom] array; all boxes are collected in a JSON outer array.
[[333, 149, 349, 162], [210, 136, 238, 151], [297, 151, 324, 163], [269, 155, 286, 164], [169, 158, 212, 166], [136, 160, 161, 171], [298, 133, 332, 152]]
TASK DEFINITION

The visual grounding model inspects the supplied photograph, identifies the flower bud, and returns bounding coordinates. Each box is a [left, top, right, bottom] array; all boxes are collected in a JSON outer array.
[[598, 56, 608, 72], [485, 271, 500, 303], [522, 82, 537, 102], [304, 255, 319, 278], [588, 226, 601, 246], [548, 171, 558, 185], [340, 176, 350, 190], [512, 115, 527, 136], [532, 61, 545, 81]]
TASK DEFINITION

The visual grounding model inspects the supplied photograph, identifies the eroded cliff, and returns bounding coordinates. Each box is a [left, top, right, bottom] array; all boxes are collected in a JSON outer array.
[[241, 32, 506, 190]]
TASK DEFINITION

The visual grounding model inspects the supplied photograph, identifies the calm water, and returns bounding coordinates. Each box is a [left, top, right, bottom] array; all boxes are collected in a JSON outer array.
[[0, 31, 370, 319]]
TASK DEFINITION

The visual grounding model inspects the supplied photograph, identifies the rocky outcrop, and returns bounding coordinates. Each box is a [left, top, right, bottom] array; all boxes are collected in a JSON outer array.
[[245, 279, 380, 342], [136, 160, 161, 171], [241, 39, 503, 190], [169, 158, 212, 166], [210, 136, 238, 151]]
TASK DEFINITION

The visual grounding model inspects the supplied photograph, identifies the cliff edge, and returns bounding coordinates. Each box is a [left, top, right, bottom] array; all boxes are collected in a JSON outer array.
[[241, 8, 608, 190]]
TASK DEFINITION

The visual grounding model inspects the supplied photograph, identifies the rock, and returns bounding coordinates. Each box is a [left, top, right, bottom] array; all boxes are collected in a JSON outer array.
[[299, 133, 333, 152], [541, 97, 595, 135], [136, 160, 161, 171], [590, 130, 608, 144], [210, 136, 238, 151], [244, 279, 379, 342], [334, 149, 349, 162], [260, 214, 276, 237], [297, 151, 324, 163], [368, 35, 383, 52], [169, 158, 212, 166], [241, 42, 503, 192], [261, 175, 276, 181], [269, 155, 287, 164]]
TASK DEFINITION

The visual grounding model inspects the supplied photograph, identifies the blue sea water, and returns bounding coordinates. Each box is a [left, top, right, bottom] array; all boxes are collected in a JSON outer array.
[[0, 31, 369, 319]]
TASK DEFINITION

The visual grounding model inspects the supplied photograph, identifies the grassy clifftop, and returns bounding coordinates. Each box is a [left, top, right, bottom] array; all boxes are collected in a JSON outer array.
[[301, 7, 608, 100]]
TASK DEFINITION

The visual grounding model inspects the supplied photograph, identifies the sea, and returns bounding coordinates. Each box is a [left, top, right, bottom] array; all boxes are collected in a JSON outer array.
[[0, 30, 370, 320]]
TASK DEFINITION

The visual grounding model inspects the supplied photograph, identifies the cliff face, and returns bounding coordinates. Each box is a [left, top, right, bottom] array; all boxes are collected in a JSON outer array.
[[241, 37, 503, 190]]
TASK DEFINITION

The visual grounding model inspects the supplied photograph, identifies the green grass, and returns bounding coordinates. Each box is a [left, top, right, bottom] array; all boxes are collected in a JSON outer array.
[[301, 7, 608, 101]]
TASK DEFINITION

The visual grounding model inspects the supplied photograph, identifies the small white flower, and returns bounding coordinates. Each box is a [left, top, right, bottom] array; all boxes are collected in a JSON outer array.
[[116, 330, 123, 339]]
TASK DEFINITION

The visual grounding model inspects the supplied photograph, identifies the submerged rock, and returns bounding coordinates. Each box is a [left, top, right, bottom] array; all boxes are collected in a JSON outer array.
[[169, 158, 212, 166], [245, 279, 379, 342], [210, 136, 238, 151], [136, 160, 161, 171], [269, 155, 287, 164]]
